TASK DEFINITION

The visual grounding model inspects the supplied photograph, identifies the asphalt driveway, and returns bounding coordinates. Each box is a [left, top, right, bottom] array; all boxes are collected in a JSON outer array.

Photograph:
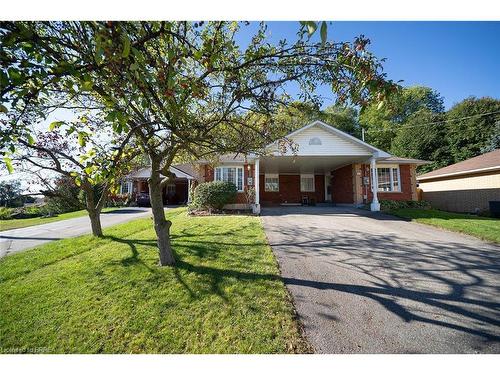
[[0, 207, 152, 258], [261, 206, 500, 353]]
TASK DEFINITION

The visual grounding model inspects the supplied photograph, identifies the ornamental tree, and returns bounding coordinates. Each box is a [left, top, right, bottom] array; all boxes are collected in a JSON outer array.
[[6, 106, 138, 236], [1, 21, 396, 265]]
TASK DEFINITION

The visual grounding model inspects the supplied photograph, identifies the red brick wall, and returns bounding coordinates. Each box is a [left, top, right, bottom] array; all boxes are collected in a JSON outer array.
[[202, 162, 415, 205], [201, 164, 252, 204], [204, 165, 214, 182], [365, 164, 413, 201], [332, 164, 354, 203], [259, 174, 325, 205]]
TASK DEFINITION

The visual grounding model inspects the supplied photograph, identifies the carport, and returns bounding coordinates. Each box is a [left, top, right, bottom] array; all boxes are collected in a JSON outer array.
[[124, 166, 195, 205]]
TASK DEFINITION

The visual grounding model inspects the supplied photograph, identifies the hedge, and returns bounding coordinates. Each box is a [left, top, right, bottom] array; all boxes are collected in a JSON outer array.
[[190, 181, 237, 211]]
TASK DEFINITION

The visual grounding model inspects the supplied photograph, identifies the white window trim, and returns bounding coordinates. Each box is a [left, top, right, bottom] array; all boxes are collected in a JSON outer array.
[[214, 166, 244, 192], [120, 180, 133, 195], [300, 174, 315, 192], [264, 173, 279, 192], [375, 164, 401, 192]]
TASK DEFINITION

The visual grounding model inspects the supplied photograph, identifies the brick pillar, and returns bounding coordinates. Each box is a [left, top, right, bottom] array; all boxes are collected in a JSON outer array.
[[352, 163, 364, 205], [410, 164, 417, 201]]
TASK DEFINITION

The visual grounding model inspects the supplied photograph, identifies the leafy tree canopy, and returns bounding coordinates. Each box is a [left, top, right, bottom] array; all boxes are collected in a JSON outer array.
[[269, 101, 360, 139], [390, 109, 449, 173], [445, 97, 500, 162], [0, 180, 22, 207], [360, 86, 444, 150]]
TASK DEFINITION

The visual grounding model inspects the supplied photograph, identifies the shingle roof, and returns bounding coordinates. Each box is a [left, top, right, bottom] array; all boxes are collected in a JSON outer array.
[[379, 156, 429, 165], [171, 163, 200, 179], [418, 149, 500, 180], [127, 164, 198, 179], [195, 153, 249, 163]]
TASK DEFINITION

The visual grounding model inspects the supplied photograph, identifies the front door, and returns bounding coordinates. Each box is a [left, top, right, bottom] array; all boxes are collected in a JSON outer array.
[[325, 174, 332, 202]]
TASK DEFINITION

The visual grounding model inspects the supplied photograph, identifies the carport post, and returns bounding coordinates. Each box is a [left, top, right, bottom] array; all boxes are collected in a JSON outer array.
[[370, 157, 380, 211], [253, 158, 260, 214]]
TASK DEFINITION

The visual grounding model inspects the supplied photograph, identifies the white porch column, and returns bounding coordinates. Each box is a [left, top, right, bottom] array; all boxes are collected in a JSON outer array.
[[187, 179, 192, 203], [253, 158, 260, 214], [370, 156, 380, 211]]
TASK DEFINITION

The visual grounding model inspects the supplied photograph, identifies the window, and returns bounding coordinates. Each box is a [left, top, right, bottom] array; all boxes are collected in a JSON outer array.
[[309, 137, 322, 145], [166, 184, 176, 195], [214, 166, 244, 191], [300, 174, 315, 192], [392, 167, 399, 191], [120, 181, 132, 195], [265, 174, 279, 192], [376, 166, 401, 192]]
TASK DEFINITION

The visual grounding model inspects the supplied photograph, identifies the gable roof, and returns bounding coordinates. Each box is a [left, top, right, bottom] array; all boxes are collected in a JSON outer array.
[[127, 164, 196, 180], [266, 120, 391, 158], [418, 149, 500, 181], [172, 163, 201, 179]]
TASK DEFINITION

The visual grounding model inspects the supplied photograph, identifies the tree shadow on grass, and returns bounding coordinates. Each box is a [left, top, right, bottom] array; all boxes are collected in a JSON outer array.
[[105, 227, 500, 345], [103, 234, 257, 301]]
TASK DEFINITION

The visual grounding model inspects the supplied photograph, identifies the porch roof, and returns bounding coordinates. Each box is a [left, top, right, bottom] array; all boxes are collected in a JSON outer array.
[[258, 155, 372, 174], [126, 165, 196, 180]]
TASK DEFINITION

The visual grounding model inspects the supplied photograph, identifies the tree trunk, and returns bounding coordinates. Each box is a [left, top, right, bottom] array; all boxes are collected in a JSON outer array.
[[149, 161, 176, 266], [83, 183, 104, 237], [88, 208, 103, 237]]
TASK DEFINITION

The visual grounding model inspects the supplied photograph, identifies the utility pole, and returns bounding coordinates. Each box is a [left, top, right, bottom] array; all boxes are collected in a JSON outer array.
[[362, 128, 365, 142]]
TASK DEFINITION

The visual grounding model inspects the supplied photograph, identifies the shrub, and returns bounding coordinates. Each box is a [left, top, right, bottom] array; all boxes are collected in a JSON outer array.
[[106, 193, 130, 207], [0, 207, 14, 220], [0, 205, 53, 220], [380, 200, 431, 211], [7, 205, 50, 219], [190, 181, 237, 211]]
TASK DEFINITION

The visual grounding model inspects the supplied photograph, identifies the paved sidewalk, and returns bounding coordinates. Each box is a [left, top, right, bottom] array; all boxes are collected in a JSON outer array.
[[0, 207, 152, 258]]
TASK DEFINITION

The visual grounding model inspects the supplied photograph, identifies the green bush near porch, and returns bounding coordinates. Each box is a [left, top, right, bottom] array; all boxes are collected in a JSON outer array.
[[0, 208, 309, 353], [190, 181, 237, 211], [379, 200, 431, 211]]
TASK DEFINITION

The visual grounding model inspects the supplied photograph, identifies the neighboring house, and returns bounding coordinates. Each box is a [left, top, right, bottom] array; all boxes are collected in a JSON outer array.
[[418, 149, 500, 213], [123, 164, 198, 205], [123, 120, 427, 212]]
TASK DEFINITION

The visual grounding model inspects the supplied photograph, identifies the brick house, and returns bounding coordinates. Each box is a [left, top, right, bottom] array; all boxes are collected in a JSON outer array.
[[124, 120, 427, 212], [123, 164, 197, 205], [418, 149, 500, 213]]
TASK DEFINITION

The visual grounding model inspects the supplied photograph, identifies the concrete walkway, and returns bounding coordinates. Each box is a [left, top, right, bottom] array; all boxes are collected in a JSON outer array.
[[261, 206, 500, 353], [0, 207, 152, 258]]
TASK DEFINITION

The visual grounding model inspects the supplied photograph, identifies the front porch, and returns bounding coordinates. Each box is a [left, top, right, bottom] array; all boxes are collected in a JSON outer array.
[[124, 165, 196, 206], [132, 178, 191, 205], [254, 155, 381, 209], [184, 121, 424, 214]]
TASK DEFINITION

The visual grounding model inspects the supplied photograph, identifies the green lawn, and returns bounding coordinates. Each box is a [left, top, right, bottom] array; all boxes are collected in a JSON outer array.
[[0, 208, 308, 354], [0, 207, 117, 232], [387, 208, 500, 243]]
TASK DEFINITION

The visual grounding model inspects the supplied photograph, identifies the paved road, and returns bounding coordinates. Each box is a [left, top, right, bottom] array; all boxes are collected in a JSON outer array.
[[261, 206, 500, 353], [0, 207, 152, 258]]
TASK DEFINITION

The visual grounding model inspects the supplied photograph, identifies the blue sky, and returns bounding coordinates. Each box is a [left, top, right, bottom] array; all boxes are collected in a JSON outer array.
[[239, 21, 500, 109]]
